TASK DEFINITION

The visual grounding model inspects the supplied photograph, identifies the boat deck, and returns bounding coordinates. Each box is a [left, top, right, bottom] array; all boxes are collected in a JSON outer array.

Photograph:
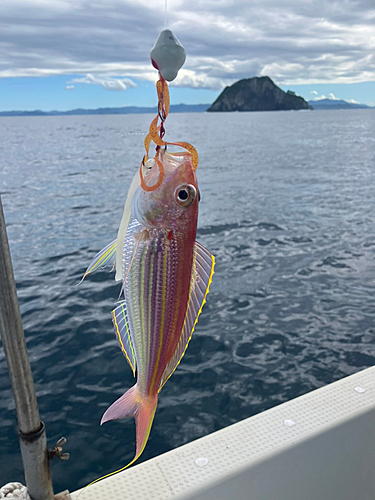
[[71, 366, 375, 500]]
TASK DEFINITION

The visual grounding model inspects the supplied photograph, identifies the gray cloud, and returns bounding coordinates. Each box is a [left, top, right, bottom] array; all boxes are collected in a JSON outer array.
[[0, 0, 374, 89]]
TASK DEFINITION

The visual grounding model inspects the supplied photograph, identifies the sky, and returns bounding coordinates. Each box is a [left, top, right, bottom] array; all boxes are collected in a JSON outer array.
[[0, 0, 374, 111]]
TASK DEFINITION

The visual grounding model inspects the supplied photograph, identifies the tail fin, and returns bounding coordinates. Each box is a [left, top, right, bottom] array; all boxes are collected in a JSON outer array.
[[75, 385, 157, 499], [101, 384, 158, 461]]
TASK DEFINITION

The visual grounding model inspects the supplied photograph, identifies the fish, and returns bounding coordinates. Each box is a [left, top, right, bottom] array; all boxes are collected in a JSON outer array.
[[82, 148, 214, 469]]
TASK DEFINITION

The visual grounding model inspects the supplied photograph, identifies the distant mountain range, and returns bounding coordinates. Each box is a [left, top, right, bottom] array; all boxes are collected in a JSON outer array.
[[0, 78, 372, 117], [0, 103, 210, 117], [308, 98, 371, 110]]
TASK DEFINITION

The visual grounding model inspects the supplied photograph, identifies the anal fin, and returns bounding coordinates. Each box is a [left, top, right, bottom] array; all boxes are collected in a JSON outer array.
[[112, 301, 136, 376]]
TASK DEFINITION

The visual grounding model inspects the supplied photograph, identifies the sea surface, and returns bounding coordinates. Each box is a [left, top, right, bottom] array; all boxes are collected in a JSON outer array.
[[0, 109, 374, 492]]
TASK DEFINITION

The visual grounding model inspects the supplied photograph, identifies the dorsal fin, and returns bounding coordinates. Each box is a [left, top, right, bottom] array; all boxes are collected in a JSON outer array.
[[158, 242, 215, 391]]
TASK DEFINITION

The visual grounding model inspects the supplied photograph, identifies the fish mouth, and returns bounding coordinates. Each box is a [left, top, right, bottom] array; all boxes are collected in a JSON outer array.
[[140, 156, 164, 192], [139, 150, 195, 195], [134, 151, 198, 228]]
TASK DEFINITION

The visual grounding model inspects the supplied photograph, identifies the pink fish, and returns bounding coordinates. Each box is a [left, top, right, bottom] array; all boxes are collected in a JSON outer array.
[[83, 148, 214, 468]]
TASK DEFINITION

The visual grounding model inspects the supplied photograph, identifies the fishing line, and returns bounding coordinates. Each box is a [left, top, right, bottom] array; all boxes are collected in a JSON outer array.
[[165, 0, 168, 27]]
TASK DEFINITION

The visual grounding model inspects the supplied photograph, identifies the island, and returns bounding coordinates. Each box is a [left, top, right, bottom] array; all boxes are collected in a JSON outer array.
[[207, 76, 310, 112]]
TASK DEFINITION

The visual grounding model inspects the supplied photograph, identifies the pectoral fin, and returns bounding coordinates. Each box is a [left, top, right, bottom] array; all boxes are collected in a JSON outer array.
[[158, 242, 215, 391], [79, 239, 117, 284]]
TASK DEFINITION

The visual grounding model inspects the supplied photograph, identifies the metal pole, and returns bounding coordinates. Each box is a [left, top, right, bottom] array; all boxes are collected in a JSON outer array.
[[0, 195, 54, 500]]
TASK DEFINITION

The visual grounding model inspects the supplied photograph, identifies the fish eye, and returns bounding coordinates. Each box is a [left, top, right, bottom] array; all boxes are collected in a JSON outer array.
[[174, 184, 196, 207]]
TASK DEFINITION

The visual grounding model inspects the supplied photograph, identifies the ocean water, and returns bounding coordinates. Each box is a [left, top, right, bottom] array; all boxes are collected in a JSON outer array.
[[0, 109, 374, 492]]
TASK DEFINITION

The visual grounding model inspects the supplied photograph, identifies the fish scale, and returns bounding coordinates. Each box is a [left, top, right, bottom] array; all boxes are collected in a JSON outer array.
[[127, 229, 189, 395]]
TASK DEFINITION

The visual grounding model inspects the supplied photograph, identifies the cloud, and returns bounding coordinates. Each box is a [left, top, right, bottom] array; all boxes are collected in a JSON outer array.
[[65, 84, 74, 90], [70, 74, 137, 91], [312, 93, 342, 101], [171, 68, 225, 90], [0, 0, 374, 89]]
